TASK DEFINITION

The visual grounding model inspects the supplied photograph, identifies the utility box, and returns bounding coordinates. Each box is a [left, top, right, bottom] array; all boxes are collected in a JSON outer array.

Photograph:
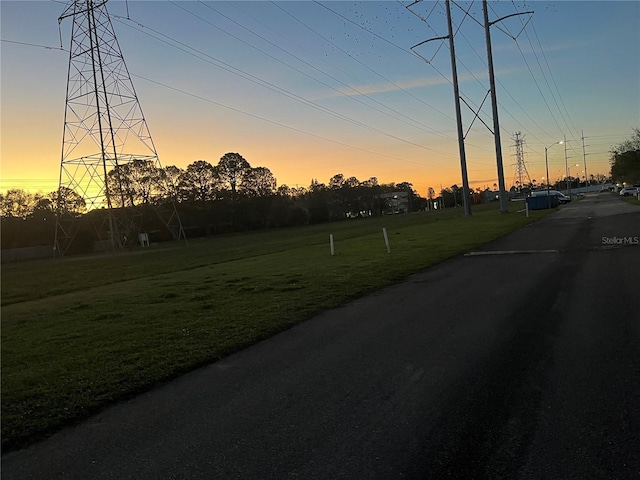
[[138, 233, 149, 247], [526, 195, 559, 210]]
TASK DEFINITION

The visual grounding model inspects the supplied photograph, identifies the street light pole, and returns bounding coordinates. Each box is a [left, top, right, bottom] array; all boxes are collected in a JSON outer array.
[[568, 163, 580, 193], [581, 130, 589, 189], [545, 140, 563, 209], [545, 146, 551, 209], [564, 134, 570, 197]]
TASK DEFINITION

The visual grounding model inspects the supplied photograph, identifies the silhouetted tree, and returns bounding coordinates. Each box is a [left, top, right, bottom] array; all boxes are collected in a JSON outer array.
[[180, 160, 219, 203], [217, 152, 251, 198], [610, 129, 640, 184], [0, 189, 37, 218], [329, 173, 345, 190], [307, 179, 330, 223], [160, 165, 186, 201], [52, 186, 86, 217], [106, 159, 161, 207], [243, 167, 277, 197]]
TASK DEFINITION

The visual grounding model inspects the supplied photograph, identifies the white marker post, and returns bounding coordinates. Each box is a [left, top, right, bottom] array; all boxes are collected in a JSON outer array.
[[382, 228, 391, 253], [330, 234, 335, 256]]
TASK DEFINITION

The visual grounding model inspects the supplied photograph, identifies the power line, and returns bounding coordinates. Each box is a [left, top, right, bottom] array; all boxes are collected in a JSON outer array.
[[0, 38, 65, 51], [530, 21, 581, 140], [185, 1, 450, 138], [113, 13, 457, 158], [269, 1, 456, 129], [131, 72, 458, 172]]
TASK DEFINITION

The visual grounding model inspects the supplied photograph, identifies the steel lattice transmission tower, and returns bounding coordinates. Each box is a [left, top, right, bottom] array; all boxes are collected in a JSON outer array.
[[54, 0, 185, 256], [511, 131, 531, 189]]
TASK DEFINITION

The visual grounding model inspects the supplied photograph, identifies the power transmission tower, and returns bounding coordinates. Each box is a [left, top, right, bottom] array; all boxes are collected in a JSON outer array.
[[54, 0, 185, 256], [511, 131, 531, 190]]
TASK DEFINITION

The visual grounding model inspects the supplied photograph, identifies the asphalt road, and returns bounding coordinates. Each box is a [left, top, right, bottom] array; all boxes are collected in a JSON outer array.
[[3, 192, 639, 479]]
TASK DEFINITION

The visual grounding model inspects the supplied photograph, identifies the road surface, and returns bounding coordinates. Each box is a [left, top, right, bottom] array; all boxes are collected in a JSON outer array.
[[3, 192, 639, 479]]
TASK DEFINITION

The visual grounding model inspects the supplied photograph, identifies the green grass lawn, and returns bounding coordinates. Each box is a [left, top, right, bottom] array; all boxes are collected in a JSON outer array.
[[620, 194, 640, 205], [1, 204, 553, 450]]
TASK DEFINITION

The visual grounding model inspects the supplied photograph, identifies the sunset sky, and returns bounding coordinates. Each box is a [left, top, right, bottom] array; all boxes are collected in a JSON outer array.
[[2, 0, 639, 198]]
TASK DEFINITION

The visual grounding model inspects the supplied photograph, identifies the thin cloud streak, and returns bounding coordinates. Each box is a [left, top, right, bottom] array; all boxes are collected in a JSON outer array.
[[314, 67, 524, 100]]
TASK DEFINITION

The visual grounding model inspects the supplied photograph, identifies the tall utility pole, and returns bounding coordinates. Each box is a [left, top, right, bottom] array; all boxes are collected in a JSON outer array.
[[482, 1, 533, 213], [408, 0, 471, 215], [445, 0, 472, 216], [564, 133, 570, 197], [482, 0, 506, 213], [55, 0, 185, 256], [581, 130, 589, 187]]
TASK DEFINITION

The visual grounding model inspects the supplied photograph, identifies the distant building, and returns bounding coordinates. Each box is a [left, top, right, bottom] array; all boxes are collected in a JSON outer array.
[[482, 189, 500, 203], [380, 191, 409, 214]]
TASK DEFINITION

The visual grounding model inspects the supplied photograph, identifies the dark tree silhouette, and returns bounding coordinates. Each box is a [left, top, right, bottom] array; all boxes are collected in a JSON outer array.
[[160, 165, 186, 201], [217, 153, 251, 198], [610, 129, 640, 184], [243, 167, 277, 197], [106, 159, 161, 207], [180, 160, 219, 203]]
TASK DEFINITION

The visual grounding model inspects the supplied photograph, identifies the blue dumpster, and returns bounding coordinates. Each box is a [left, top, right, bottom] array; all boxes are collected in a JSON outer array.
[[526, 194, 559, 210]]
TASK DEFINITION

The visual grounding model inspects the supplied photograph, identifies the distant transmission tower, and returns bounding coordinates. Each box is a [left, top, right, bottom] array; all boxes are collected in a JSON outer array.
[[54, 0, 185, 256], [511, 131, 531, 189]]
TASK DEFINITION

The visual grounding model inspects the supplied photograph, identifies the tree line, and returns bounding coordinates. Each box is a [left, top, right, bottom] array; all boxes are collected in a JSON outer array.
[[610, 128, 640, 186], [1, 152, 432, 250], [9, 129, 631, 253]]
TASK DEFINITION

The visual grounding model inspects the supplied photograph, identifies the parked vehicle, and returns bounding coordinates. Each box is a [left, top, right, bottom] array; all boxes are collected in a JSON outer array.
[[619, 187, 640, 196], [530, 189, 571, 204]]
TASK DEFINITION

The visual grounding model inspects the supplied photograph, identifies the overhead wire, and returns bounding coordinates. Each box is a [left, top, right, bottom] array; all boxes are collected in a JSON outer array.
[[191, 0, 450, 138], [129, 74, 457, 172], [406, 0, 531, 165], [447, 5, 550, 147], [530, 21, 581, 140], [112, 13, 457, 159], [316, 0, 501, 167], [22, 0, 610, 184], [408, 1, 595, 179], [317, 0, 457, 102], [503, 2, 582, 158], [520, 25, 580, 151], [0, 38, 65, 51], [404, 0, 545, 166], [509, 0, 581, 142], [3, 2, 465, 179], [268, 1, 456, 129], [115, 4, 470, 157]]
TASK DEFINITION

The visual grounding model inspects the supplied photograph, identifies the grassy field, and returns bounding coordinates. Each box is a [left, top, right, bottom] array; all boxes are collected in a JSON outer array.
[[1, 204, 553, 450]]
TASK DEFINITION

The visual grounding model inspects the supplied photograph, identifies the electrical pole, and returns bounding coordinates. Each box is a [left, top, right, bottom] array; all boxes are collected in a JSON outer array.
[[445, 0, 472, 216], [582, 130, 588, 189], [564, 133, 570, 197], [408, 0, 472, 215], [482, 2, 533, 212], [482, 0, 506, 213]]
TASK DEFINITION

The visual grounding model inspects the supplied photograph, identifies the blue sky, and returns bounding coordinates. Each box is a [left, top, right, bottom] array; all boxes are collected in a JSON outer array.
[[2, 0, 639, 196]]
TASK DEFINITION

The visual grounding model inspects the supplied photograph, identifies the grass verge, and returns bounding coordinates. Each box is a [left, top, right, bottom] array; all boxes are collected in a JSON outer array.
[[1, 204, 553, 450], [621, 195, 640, 205]]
